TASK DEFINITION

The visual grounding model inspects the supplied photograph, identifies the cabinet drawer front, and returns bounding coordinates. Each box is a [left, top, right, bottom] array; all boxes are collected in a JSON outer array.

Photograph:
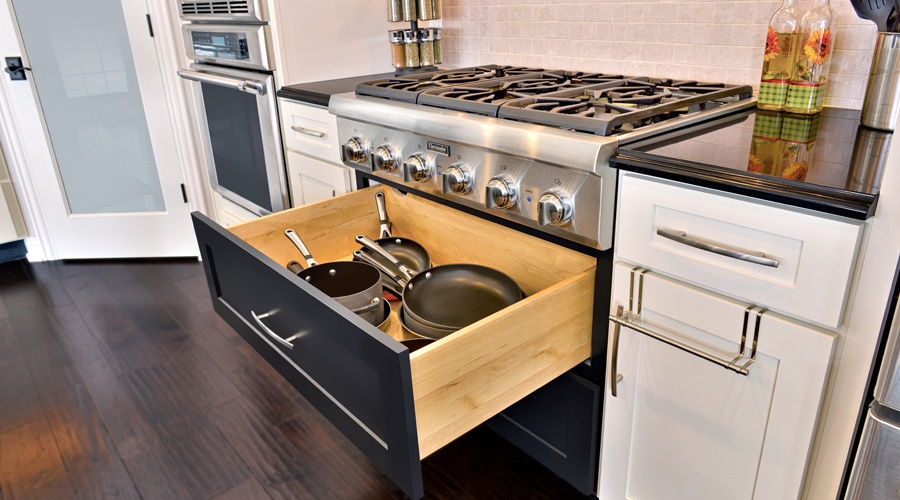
[[192, 186, 597, 499], [280, 100, 341, 164], [616, 173, 863, 328], [192, 212, 423, 499]]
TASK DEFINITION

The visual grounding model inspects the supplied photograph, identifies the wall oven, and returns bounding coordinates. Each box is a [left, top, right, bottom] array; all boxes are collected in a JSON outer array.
[[178, 18, 287, 216]]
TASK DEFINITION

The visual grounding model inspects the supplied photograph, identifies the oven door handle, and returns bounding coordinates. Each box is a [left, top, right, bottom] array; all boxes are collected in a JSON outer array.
[[177, 69, 267, 95]]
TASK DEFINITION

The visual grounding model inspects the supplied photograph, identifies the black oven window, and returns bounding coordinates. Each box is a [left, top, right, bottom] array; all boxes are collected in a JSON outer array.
[[201, 82, 271, 212]]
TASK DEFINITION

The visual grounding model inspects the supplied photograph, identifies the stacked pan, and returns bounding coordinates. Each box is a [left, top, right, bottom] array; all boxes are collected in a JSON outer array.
[[354, 233, 523, 340]]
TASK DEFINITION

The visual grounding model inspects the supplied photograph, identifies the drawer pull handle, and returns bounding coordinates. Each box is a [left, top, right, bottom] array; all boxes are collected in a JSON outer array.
[[656, 228, 779, 268], [609, 308, 758, 376], [610, 305, 623, 397], [251, 310, 296, 350], [291, 125, 325, 138]]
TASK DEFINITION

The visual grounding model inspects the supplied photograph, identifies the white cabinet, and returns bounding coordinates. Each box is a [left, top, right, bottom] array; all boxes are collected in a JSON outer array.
[[599, 263, 836, 500], [285, 150, 352, 207], [279, 98, 354, 207], [616, 173, 863, 329]]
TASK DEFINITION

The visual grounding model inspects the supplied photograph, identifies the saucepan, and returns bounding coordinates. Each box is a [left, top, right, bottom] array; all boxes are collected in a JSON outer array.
[[285, 229, 385, 326], [354, 192, 431, 297], [353, 235, 523, 339]]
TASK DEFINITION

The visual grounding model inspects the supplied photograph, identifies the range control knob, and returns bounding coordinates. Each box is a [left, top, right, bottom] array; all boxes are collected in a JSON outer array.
[[403, 154, 432, 183], [442, 163, 472, 195], [538, 191, 573, 226], [343, 137, 368, 164], [485, 176, 517, 209], [372, 145, 399, 172]]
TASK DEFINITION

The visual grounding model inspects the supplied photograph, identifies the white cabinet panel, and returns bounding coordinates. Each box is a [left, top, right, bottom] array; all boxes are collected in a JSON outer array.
[[599, 263, 836, 500], [279, 100, 341, 164], [616, 173, 863, 328], [286, 150, 352, 207]]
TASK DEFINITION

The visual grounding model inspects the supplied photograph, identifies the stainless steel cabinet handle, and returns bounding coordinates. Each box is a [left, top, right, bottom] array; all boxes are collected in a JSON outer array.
[[657, 228, 779, 268], [251, 310, 294, 349], [177, 69, 266, 95], [609, 309, 754, 376], [610, 305, 623, 397], [290, 125, 325, 138]]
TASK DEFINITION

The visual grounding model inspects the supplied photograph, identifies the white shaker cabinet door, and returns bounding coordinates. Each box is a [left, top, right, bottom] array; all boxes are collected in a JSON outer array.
[[598, 263, 836, 500], [286, 150, 353, 207]]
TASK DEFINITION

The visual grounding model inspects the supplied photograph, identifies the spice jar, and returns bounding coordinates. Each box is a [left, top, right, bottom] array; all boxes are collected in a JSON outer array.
[[403, 30, 420, 68], [432, 0, 442, 19], [432, 28, 442, 64], [388, 0, 403, 22], [389, 30, 405, 68], [401, 0, 416, 22], [417, 0, 435, 20], [418, 29, 435, 67]]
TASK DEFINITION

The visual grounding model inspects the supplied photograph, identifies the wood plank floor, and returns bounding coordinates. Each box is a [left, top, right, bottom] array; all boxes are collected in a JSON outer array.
[[0, 258, 592, 499]]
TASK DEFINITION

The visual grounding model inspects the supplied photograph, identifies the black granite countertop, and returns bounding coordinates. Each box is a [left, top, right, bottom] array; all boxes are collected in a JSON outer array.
[[611, 107, 890, 220], [277, 72, 395, 107]]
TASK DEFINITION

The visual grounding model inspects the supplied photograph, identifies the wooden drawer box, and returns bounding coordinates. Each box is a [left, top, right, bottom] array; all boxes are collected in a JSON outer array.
[[615, 173, 863, 329], [191, 186, 596, 499], [279, 99, 341, 163]]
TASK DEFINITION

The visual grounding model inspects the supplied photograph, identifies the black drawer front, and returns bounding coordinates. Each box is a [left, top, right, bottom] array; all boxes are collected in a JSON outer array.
[[486, 372, 600, 495], [192, 213, 424, 499]]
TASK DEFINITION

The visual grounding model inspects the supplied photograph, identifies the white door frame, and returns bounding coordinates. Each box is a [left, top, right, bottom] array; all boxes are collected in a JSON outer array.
[[0, 0, 207, 261]]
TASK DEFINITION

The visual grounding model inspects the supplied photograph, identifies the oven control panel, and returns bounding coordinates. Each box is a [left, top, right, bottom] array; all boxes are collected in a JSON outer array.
[[337, 121, 603, 249]]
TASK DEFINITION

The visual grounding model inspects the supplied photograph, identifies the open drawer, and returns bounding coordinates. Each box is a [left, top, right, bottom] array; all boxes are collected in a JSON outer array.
[[191, 185, 597, 499]]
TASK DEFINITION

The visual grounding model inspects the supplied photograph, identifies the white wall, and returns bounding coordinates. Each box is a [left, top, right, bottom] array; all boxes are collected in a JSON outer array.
[[441, 0, 878, 110]]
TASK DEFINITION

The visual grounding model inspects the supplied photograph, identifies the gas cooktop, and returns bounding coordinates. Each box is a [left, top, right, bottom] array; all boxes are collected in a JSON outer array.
[[356, 65, 754, 137]]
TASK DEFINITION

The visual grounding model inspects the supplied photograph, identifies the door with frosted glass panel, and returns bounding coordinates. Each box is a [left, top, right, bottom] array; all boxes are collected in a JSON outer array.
[[1, 0, 197, 259]]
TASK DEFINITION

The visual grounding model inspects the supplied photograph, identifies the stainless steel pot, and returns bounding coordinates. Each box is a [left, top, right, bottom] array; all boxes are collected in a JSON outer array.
[[285, 229, 385, 326]]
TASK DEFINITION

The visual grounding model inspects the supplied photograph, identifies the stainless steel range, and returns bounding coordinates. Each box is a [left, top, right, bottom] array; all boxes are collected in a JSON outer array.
[[329, 65, 755, 250]]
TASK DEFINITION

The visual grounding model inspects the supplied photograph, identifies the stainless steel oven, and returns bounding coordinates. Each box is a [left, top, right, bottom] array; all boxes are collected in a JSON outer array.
[[179, 62, 286, 215], [178, 22, 287, 215]]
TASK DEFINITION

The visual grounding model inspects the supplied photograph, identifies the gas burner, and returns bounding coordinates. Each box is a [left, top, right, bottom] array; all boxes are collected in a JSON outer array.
[[500, 80, 754, 136]]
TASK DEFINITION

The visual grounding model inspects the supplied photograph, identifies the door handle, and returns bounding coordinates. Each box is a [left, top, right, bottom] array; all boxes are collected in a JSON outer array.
[[177, 69, 266, 95], [251, 310, 301, 349], [4, 57, 30, 81], [290, 125, 325, 138], [609, 305, 623, 397], [657, 227, 779, 268]]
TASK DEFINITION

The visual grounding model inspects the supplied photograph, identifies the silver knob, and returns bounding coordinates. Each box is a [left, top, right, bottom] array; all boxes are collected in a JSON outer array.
[[538, 191, 573, 226], [373, 145, 398, 172], [442, 163, 472, 195], [343, 137, 368, 164], [403, 154, 432, 183], [485, 176, 517, 209]]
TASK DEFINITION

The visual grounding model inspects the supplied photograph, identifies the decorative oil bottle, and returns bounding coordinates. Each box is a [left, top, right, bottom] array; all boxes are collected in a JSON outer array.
[[785, 0, 836, 114], [758, 0, 800, 110]]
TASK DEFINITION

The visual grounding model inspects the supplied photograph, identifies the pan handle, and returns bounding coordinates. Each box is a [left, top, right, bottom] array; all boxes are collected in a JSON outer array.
[[355, 234, 417, 280], [350, 297, 382, 315], [375, 192, 392, 239], [285, 229, 318, 268], [353, 250, 408, 287]]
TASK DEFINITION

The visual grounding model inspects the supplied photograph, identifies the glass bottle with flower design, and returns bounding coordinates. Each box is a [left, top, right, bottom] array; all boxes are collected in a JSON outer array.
[[758, 0, 800, 110], [785, 0, 836, 114]]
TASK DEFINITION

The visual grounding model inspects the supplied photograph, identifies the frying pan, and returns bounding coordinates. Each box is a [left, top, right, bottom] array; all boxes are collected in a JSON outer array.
[[355, 193, 431, 295], [354, 235, 523, 335], [285, 229, 385, 325]]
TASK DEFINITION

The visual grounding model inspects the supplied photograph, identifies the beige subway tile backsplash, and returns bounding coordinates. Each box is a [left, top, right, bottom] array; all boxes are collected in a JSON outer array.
[[441, 0, 879, 109]]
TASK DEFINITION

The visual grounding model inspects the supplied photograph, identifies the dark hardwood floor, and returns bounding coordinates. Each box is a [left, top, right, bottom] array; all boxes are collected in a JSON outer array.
[[0, 258, 592, 499]]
